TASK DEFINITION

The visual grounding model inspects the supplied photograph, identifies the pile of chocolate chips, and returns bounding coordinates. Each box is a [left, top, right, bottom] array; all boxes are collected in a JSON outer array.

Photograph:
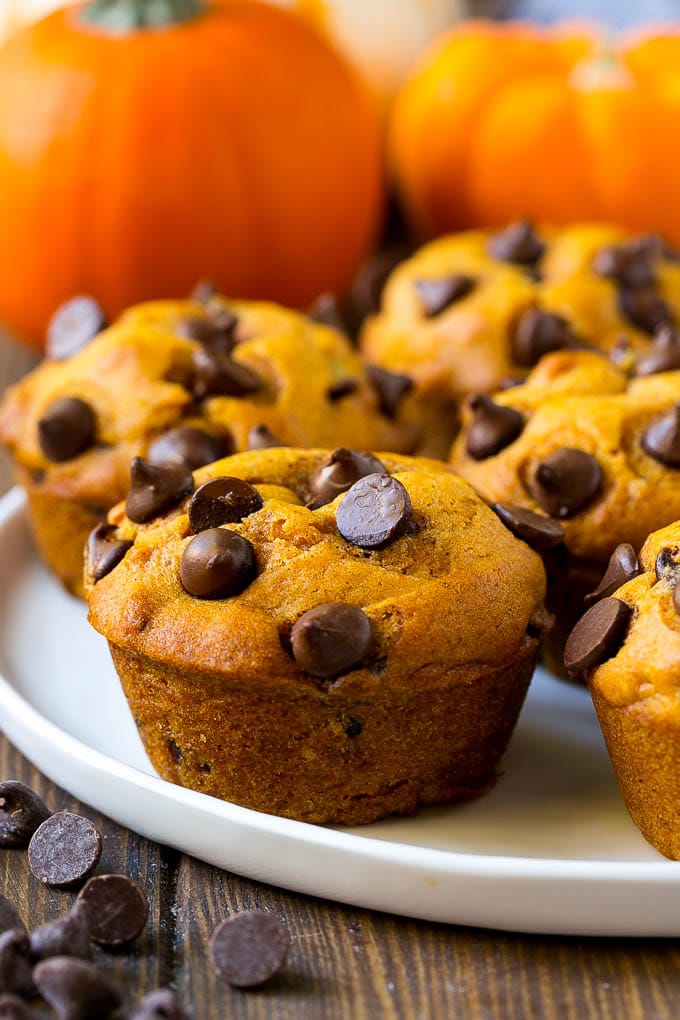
[[0, 781, 290, 1017]]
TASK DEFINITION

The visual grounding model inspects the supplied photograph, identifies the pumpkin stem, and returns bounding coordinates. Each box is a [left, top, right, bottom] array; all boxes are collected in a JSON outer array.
[[79, 0, 205, 32]]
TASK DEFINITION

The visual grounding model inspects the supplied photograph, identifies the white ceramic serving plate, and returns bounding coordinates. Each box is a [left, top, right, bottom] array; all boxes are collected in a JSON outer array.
[[1, 488, 678, 936]]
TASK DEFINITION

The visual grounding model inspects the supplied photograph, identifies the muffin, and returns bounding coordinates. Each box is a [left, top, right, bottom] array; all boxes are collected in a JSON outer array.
[[0, 294, 414, 595], [450, 349, 680, 674], [360, 223, 680, 454], [565, 522, 680, 858], [85, 447, 550, 825]]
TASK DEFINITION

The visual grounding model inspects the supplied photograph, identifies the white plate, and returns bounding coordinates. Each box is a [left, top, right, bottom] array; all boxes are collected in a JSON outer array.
[[1, 487, 678, 936]]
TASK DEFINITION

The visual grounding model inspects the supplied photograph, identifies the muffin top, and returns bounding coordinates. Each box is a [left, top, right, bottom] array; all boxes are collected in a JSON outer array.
[[86, 447, 548, 692], [450, 350, 680, 563], [360, 223, 680, 400], [565, 522, 680, 701], [0, 295, 414, 509]]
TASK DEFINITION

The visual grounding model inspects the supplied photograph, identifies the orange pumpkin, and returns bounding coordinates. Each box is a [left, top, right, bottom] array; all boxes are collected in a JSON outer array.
[[389, 20, 680, 244], [0, 0, 383, 347]]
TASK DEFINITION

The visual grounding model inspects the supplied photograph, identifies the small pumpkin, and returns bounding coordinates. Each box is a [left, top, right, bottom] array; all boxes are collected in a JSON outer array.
[[0, 0, 383, 347], [389, 20, 680, 244]]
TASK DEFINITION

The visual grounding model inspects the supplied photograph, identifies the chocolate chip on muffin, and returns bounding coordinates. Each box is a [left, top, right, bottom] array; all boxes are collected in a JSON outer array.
[[147, 427, 228, 472], [465, 395, 524, 460], [38, 397, 96, 463], [179, 529, 257, 599], [488, 221, 545, 265], [290, 604, 374, 679], [584, 543, 641, 605], [641, 402, 680, 467], [125, 458, 194, 524], [87, 524, 133, 583], [188, 477, 263, 533], [530, 448, 603, 519], [415, 275, 476, 318], [336, 474, 412, 548], [308, 449, 386, 508], [46, 296, 108, 361]]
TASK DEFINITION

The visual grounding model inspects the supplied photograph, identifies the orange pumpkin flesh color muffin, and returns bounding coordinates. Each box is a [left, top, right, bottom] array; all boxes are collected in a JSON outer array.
[[0, 293, 415, 596], [565, 523, 680, 859], [450, 349, 680, 675], [85, 448, 550, 825]]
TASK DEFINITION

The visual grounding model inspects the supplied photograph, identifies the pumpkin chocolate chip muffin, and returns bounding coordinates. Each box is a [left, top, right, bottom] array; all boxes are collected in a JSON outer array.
[[360, 223, 680, 454], [0, 294, 414, 596], [85, 447, 550, 825], [450, 349, 680, 675], [565, 522, 680, 859]]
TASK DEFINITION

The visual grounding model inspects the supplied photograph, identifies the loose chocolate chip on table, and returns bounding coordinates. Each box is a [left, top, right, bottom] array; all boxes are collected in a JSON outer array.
[[326, 378, 358, 402], [176, 312, 237, 352], [633, 324, 680, 376], [30, 904, 92, 963], [33, 957, 122, 1020], [594, 242, 657, 289], [87, 524, 133, 584], [38, 397, 96, 463], [0, 780, 51, 848], [76, 874, 148, 947], [147, 426, 227, 472], [511, 307, 580, 366], [0, 994, 34, 1020], [641, 403, 680, 468], [309, 449, 387, 508], [247, 424, 285, 450], [191, 346, 261, 399], [0, 931, 34, 997], [189, 477, 263, 533], [415, 275, 476, 318], [619, 286, 674, 335], [125, 457, 194, 524], [366, 365, 413, 419], [0, 897, 24, 937], [130, 989, 188, 1020], [491, 504, 565, 553], [656, 546, 680, 585], [564, 597, 631, 675], [28, 812, 102, 888], [290, 604, 374, 679], [307, 292, 349, 335], [336, 473, 412, 549], [584, 544, 641, 606], [488, 221, 545, 265], [531, 448, 603, 519], [209, 911, 289, 989], [465, 395, 524, 460], [180, 528, 257, 599], [46, 296, 107, 360]]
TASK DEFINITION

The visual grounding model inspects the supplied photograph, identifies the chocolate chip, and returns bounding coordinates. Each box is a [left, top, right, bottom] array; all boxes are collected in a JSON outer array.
[[365, 365, 413, 418], [188, 477, 263, 533], [307, 292, 348, 335], [28, 812, 102, 888], [33, 957, 122, 1020], [655, 547, 680, 585], [0, 898, 24, 937], [177, 312, 237, 352], [46, 297, 107, 360], [641, 403, 680, 467], [189, 280, 216, 304], [0, 932, 34, 997], [594, 241, 657, 289], [247, 425, 285, 450], [633, 324, 680, 376], [147, 427, 227, 472], [180, 528, 257, 599], [76, 874, 148, 947], [415, 275, 476, 317], [290, 604, 373, 679], [345, 717, 363, 737], [87, 524, 132, 583], [130, 989, 188, 1020], [584, 544, 641, 606], [465, 395, 524, 459], [0, 994, 34, 1020], [531, 448, 603, 518], [125, 457, 194, 524], [209, 911, 289, 988], [491, 503, 565, 552], [191, 346, 261, 399], [336, 474, 412, 549], [326, 379, 358, 402], [29, 904, 92, 963], [489, 221, 545, 264], [619, 287, 674, 334], [511, 307, 580, 366], [349, 245, 408, 324], [0, 781, 51, 848], [564, 597, 631, 675], [674, 582, 680, 615], [38, 398, 96, 463], [308, 449, 387, 508]]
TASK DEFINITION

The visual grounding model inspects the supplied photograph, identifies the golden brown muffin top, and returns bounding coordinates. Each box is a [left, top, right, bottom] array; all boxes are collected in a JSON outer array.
[[450, 351, 680, 563], [360, 223, 680, 400], [0, 296, 414, 508], [566, 522, 680, 703], [86, 448, 548, 692]]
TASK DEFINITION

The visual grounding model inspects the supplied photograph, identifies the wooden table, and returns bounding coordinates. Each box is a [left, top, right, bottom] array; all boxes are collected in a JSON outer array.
[[1, 333, 678, 1020]]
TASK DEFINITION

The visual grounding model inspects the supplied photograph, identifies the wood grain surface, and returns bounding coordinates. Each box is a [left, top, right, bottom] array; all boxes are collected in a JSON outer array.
[[0, 333, 678, 1020]]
